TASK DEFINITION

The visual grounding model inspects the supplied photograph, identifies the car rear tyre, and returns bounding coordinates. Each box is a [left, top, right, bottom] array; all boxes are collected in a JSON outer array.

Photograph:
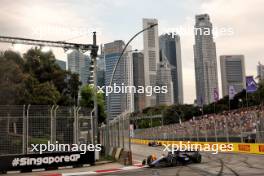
[[171, 157, 178, 166], [193, 154, 202, 163]]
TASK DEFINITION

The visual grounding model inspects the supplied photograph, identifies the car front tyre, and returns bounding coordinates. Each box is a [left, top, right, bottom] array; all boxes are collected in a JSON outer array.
[[147, 155, 153, 165]]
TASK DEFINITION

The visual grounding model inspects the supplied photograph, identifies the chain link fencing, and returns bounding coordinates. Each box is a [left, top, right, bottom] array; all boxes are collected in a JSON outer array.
[[0, 105, 92, 156], [99, 112, 131, 152], [133, 106, 264, 143]]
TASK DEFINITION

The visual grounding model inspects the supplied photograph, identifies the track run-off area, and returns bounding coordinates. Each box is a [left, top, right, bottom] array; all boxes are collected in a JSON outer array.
[[102, 143, 264, 176]]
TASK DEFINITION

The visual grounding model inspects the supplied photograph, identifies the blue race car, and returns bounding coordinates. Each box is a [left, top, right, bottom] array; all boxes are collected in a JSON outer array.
[[142, 150, 202, 167]]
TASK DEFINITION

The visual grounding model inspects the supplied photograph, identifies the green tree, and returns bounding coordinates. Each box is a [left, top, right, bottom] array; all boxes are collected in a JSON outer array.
[[23, 48, 81, 105], [68, 73, 82, 106], [0, 51, 28, 105], [29, 82, 60, 105], [0, 48, 82, 106], [80, 85, 106, 124], [23, 48, 83, 105]]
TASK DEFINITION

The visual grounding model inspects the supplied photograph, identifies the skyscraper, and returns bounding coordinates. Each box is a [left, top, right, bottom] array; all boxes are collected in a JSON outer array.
[[220, 55, 246, 96], [132, 52, 145, 112], [156, 60, 174, 105], [104, 40, 133, 120], [67, 50, 90, 86], [159, 33, 183, 104], [193, 14, 219, 105], [143, 18, 159, 107], [97, 54, 105, 87], [257, 62, 264, 81]]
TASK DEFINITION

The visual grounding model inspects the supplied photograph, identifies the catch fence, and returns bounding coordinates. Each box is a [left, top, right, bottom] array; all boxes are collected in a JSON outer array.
[[0, 105, 92, 156], [134, 107, 264, 143], [99, 112, 131, 152]]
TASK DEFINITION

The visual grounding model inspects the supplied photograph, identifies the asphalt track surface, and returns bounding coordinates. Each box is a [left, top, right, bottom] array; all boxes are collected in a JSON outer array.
[[102, 144, 264, 176]]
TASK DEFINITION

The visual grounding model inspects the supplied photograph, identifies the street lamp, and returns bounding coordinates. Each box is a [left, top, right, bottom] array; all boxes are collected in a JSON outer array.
[[105, 24, 158, 155]]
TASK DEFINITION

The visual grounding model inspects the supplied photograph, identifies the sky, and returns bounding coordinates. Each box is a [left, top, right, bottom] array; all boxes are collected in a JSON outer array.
[[0, 0, 263, 103]]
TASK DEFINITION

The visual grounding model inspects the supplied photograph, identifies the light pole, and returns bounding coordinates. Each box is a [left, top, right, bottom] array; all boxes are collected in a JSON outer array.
[[91, 32, 99, 145], [105, 24, 158, 155]]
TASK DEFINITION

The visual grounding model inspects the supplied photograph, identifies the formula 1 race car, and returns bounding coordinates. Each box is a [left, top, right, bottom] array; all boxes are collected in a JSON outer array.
[[142, 150, 202, 167], [148, 141, 162, 147]]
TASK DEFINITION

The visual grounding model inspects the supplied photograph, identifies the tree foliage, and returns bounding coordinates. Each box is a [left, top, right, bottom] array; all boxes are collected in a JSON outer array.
[[80, 85, 106, 123], [0, 48, 81, 106]]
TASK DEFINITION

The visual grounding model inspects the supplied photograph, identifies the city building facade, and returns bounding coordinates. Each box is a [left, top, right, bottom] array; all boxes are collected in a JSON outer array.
[[67, 50, 90, 86], [97, 54, 105, 87], [257, 62, 264, 81], [132, 52, 145, 112], [193, 14, 219, 105], [143, 18, 159, 107], [156, 60, 174, 105], [159, 33, 183, 104], [220, 55, 246, 96], [104, 40, 134, 120]]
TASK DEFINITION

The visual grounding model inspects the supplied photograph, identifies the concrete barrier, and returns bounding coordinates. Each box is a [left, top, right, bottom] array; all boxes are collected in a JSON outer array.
[[115, 147, 123, 160], [111, 147, 117, 158], [106, 147, 132, 165], [119, 150, 132, 165]]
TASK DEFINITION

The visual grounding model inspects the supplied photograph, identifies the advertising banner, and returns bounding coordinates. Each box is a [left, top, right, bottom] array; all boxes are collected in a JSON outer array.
[[0, 151, 95, 172], [246, 76, 257, 93]]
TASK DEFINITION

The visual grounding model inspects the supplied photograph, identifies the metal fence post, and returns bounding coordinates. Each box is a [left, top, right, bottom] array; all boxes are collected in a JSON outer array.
[[224, 116, 229, 142], [204, 119, 208, 142], [51, 105, 58, 144], [213, 118, 218, 142], [22, 105, 26, 154], [117, 117, 119, 147], [76, 107, 81, 144], [195, 120, 199, 142], [128, 114, 131, 152], [119, 115, 121, 148], [122, 115, 125, 148], [239, 117, 243, 143], [113, 121, 116, 147], [256, 112, 260, 143], [26, 105, 31, 154], [253, 112, 259, 143], [50, 105, 54, 143], [73, 106, 77, 144], [113, 122, 115, 147], [113, 123, 115, 147], [90, 109, 94, 144], [111, 122, 113, 147], [54, 106, 58, 143]]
